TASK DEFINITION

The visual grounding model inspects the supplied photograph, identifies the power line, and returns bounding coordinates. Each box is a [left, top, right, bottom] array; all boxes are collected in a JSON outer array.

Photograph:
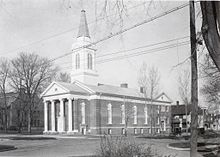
[[60, 40, 190, 70], [96, 36, 189, 58], [0, 2, 146, 56], [56, 35, 189, 65], [97, 41, 189, 64], [50, 2, 189, 62]]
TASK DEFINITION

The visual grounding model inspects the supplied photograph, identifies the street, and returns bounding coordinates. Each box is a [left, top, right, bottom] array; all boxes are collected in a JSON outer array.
[[0, 135, 190, 157]]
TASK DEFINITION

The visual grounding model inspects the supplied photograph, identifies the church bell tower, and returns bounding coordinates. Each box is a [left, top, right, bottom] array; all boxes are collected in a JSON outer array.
[[71, 10, 98, 85]]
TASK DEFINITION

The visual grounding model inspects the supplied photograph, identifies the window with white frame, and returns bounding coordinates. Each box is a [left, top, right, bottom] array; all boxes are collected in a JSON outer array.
[[157, 105, 160, 114], [133, 106, 137, 124], [87, 53, 93, 70], [161, 106, 165, 112], [81, 102, 85, 124], [134, 128, 137, 134], [75, 53, 80, 69], [157, 116, 160, 125], [144, 107, 148, 124], [161, 121, 165, 131], [122, 128, 125, 135], [121, 104, 125, 124], [140, 128, 144, 134], [107, 103, 112, 124], [108, 128, 112, 134], [166, 106, 169, 112]]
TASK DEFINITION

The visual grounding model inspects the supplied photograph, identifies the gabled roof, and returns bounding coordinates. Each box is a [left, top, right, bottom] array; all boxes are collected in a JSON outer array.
[[58, 81, 91, 94], [77, 10, 90, 38], [41, 81, 172, 103], [87, 84, 147, 99], [86, 83, 172, 103], [155, 92, 173, 102], [171, 104, 203, 115], [40, 81, 90, 97]]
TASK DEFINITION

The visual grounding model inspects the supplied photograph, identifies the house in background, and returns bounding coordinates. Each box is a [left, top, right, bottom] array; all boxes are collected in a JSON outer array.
[[0, 90, 43, 131], [41, 10, 173, 135], [207, 108, 220, 131], [171, 101, 210, 133]]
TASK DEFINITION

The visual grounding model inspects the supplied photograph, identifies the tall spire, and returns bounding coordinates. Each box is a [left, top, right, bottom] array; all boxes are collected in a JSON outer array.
[[77, 10, 90, 38]]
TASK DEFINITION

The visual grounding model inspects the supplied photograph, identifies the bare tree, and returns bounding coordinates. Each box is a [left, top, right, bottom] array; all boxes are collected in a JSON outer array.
[[178, 69, 191, 133], [201, 54, 220, 115], [138, 62, 160, 134], [0, 58, 11, 132], [9, 53, 57, 133], [122, 97, 134, 137]]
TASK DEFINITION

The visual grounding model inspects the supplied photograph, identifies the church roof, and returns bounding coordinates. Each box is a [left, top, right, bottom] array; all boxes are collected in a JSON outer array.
[[56, 82, 89, 95], [41, 81, 172, 104], [87, 84, 147, 99], [77, 10, 90, 38]]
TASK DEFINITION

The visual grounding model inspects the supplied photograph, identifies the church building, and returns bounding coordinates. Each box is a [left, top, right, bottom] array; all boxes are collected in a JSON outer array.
[[41, 10, 173, 135]]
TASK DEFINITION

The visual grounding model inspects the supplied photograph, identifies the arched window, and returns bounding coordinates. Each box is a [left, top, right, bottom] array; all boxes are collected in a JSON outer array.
[[107, 103, 112, 124], [121, 104, 125, 124], [144, 107, 148, 124], [76, 53, 80, 69], [87, 53, 93, 70], [133, 106, 137, 124], [81, 102, 85, 124]]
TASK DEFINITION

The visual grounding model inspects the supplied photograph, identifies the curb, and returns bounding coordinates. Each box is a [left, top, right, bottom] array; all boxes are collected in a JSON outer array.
[[167, 144, 190, 151], [0, 146, 17, 152]]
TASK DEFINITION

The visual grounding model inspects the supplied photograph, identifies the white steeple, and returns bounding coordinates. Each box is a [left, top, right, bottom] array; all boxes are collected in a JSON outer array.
[[71, 10, 99, 85]]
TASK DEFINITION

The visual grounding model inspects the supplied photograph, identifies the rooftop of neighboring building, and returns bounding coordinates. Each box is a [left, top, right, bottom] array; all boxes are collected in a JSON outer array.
[[171, 101, 204, 116]]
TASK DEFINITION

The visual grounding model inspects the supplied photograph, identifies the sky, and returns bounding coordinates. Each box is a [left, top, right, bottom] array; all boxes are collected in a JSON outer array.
[[0, 0, 206, 105]]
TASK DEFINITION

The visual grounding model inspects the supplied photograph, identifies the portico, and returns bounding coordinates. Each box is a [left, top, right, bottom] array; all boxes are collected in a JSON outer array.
[[41, 79, 94, 134], [43, 98, 76, 134]]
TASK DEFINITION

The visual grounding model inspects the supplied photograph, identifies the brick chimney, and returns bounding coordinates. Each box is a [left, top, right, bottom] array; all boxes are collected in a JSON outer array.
[[176, 101, 179, 106], [98, 83, 104, 86], [140, 87, 144, 93], [120, 83, 128, 88]]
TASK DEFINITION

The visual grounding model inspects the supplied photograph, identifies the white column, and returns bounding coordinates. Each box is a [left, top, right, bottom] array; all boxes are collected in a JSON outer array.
[[144, 107, 148, 124], [68, 98, 73, 132], [81, 102, 85, 124], [51, 100, 56, 132], [60, 99, 64, 117], [44, 101, 48, 132], [73, 99, 78, 132], [59, 98, 65, 132]]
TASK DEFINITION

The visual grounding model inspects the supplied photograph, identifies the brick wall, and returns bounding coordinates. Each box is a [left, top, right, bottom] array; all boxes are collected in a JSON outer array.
[[86, 98, 171, 135]]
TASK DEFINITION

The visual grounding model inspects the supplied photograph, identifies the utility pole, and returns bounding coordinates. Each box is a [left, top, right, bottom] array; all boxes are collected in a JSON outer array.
[[190, 1, 198, 157]]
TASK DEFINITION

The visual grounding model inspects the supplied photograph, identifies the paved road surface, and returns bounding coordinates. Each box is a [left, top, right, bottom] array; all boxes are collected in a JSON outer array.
[[0, 135, 193, 157]]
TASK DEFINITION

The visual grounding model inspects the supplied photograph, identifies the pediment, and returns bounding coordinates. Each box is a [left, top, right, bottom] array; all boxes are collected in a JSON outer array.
[[41, 82, 70, 97], [156, 93, 172, 103]]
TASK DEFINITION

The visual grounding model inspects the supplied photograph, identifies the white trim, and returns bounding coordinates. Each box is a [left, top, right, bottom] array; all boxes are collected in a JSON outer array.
[[155, 92, 173, 103], [43, 93, 89, 101], [40, 81, 70, 97], [90, 126, 162, 129], [89, 95, 171, 106]]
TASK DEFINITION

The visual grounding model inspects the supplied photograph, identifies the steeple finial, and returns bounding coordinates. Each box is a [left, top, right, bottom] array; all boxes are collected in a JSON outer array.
[[77, 10, 90, 38]]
